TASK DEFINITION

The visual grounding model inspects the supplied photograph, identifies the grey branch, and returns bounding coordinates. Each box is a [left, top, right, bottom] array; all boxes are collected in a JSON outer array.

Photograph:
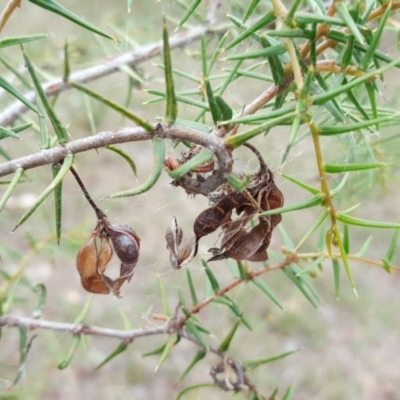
[[0, 123, 233, 194], [0, 313, 167, 340], [0, 312, 257, 395], [0, 23, 221, 127]]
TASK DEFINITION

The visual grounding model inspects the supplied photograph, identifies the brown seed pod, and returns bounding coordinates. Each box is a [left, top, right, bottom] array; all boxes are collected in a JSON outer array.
[[76, 235, 113, 294], [106, 224, 140, 267]]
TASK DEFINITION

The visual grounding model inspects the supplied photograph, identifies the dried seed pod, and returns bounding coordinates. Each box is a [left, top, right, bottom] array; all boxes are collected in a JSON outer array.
[[107, 224, 140, 267], [165, 216, 183, 257], [165, 217, 196, 270], [194, 206, 230, 240], [76, 235, 113, 294]]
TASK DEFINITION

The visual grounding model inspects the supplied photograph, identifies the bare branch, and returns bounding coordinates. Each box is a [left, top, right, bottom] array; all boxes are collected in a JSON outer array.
[[0, 314, 168, 339], [178, 258, 292, 326], [0, 23, 222, 127], [0, 123, 233, 194]]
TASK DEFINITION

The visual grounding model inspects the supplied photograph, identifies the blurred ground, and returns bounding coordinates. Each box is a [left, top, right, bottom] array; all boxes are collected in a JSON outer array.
[[1, 1, 400, 399]]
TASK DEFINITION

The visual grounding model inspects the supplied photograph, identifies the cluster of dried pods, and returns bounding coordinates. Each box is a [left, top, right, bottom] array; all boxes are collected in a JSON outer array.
[[165, 143, 284, 269], [71, 167, 140, 296], [72, 142, 282, 295]]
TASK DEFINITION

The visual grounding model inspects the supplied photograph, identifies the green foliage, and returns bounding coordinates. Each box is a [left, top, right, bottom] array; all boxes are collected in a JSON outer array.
[[0, 1, 400, 399]]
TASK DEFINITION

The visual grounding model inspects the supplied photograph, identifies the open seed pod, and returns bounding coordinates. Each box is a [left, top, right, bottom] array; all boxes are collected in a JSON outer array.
[[166, 216, 197, 270], [76, 219, 140, 297]]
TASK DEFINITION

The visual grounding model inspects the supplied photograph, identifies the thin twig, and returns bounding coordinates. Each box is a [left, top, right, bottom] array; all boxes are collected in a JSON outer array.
[[0, 123, 233, 196], [69, 166, 106, 219], [179, 257, 292, 324], [0, 0, 21, 34]]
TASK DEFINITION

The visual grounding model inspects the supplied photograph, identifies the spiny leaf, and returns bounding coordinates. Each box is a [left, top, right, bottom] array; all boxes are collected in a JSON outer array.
[[225, 111, 298, 148], [294, 12, 353, 27], [0, 167, 24, 214], [281, 385, 297, 400], [225, 11, 276, 50], [154, 335, 177, 372], [332, 258, 340, 298], [343, 224, 350, 255], [32, 283, 47, 319], [381, 257, 392, 273], [95, 342, 129, 370], [13, 154, 74, 231], [178, 349, 206, 382], [385, 229, 399, 262], [10, 122, 34, 134], [243, 349, 298, 369], [0, 33, 47, 49], [251, 277, 284, 310], [177, 0, 201, 28], [0, 76, 39, 114], [105, 145, 137, 176], [285, 0, 303, 26], [282, 266, 319, 308], [333, 225, 357, 297], [212, 295, 252, 330], [215, 96, 233, 121], [209, 33, 233, 79], [204, 78, 221, 125], [201, 259, 219, 292], [69, 80, 153, 132], [63, 41, 70, 80], [176, 383, 217, 400], [360, 3, 391, 70], [58, 336, 81, 369], [236, 260, 247, 280], [356, 236, 373, 256], [18, 328, 28, 364], [282, 173, 320, 194], [35, 86, 50, 149], [186, 269, 198, 306], [226, 45, 286, 61], [295, 208, 329, 251], [168, 148, 214, 179], [163, 20, 177, 125], [260, 194, 322, 216], [28, 0, 115, 40], [177, 286, 190, 316], [342, 35, 356, 68], [330, 173, 350, 196], [186, 318, 208, 348], [335, 3, 365, 44], [156, 274, 172, 317], [313, 57, 400, 104], [223, 104, 296, 125], [52, 163, 63, 244], [319, 115, 399, 135], [336, 213, 400, 229], [325, 162, 387, 173], [0, 125, 21, 140], [110, 138, 164, 198], [145, 89, 209, 110], [142, 341, 168, 357], [218, 319, 241, 352], [23, 50, 69, 144], [242, 0, 261, 23], [278, 224, 295, 250]]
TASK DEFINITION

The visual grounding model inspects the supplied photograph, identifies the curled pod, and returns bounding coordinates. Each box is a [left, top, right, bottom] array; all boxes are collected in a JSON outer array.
[[76, 235, 113, 294], [107, 224, 140, 267], [194, 206, 230, 240]]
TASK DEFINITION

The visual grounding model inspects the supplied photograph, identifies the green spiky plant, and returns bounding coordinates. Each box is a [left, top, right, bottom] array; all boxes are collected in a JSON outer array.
[[0, 1, 400, 399]]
